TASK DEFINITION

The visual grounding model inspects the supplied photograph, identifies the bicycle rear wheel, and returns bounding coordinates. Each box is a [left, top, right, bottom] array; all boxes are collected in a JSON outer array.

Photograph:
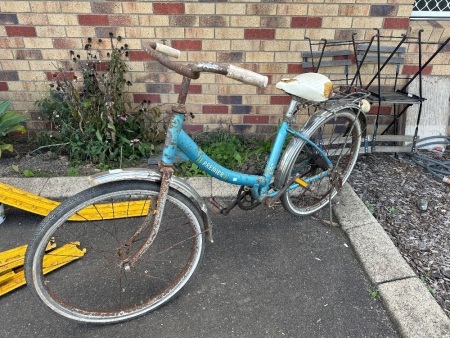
[[279, 108, 362, 216], [25, 180, 205, 324]]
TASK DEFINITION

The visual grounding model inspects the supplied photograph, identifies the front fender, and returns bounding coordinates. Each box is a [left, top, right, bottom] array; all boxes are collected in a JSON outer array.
[[88, 168, 213, 243]]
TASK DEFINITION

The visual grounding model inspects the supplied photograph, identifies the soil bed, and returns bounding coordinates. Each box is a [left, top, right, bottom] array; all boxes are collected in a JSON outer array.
[[348, 151, 450, 316]]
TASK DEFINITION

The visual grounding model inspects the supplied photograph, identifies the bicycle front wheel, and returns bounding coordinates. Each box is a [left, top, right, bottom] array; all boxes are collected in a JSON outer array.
[[25, 180, 205, 324], [279, 108, 362, 216]]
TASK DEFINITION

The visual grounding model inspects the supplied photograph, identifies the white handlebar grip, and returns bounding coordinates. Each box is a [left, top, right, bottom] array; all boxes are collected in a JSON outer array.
[[154, 43, 181, 59], [226, 65, 268, 88]]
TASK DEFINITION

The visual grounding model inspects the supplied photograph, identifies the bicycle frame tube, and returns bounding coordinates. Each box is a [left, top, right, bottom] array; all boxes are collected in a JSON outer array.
[[177, 130, 263, 186], [163, 107, 334, 199]]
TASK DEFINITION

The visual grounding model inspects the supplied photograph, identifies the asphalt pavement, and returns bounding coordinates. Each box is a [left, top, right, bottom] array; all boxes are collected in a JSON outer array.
[[0, 175, 449, 337]]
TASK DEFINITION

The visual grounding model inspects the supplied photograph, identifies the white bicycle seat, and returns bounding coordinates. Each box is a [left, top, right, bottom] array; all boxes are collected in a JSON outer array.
[[276, 73, 333, 102]]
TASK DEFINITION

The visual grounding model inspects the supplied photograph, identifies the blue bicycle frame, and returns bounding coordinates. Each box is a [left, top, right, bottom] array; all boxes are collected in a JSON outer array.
[[160, 99, 333, 202]]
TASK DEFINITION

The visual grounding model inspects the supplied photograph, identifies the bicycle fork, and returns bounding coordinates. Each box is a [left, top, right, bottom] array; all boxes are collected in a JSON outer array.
[[125, 80, 191, 269], [123, 165, 173, 269]]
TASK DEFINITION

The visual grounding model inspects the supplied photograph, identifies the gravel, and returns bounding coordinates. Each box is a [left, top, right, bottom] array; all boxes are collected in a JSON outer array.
[[348, 151, 450, 316]]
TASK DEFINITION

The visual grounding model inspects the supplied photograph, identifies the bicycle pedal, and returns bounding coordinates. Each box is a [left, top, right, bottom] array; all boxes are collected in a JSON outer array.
[[209, 197, 238, 215], [208, 198, 226, 214]]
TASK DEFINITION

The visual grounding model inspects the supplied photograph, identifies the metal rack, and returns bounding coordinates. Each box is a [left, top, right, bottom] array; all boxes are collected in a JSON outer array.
[[303, 30, 450, 154]]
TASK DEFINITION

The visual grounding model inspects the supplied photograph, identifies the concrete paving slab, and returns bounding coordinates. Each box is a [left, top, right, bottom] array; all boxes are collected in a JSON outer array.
[[1, 177, 49, 196], [210, 179, 237, 198], [41, 177, 93, 199], [185, 176, 212, 197], [378, 277, 450, 338]]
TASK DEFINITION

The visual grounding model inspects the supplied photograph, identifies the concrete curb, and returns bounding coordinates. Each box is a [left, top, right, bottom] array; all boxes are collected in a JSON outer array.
[[334, 183, 450, 338], [0, 176, 238, 200], [2, 176, 450, 336]]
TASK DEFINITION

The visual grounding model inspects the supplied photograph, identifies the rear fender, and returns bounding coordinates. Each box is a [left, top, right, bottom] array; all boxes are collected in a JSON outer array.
[[274, 105, 365, 190], [88, 169, 213, 243]]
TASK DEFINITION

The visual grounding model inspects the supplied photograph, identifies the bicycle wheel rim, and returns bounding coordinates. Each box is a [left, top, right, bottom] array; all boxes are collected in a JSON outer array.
[[25, 181, 205, 324], [281, 109, 361, 215]]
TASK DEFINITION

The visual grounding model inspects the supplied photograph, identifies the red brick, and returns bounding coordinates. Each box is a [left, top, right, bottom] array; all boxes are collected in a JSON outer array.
[[109, 15, 137, 27], [91, 2, 118, 14], [153, 3, 185, 15], [175, 84, 202, 94], [218, 52, 243, 63], [172, 40, 202, 51], [244, 29, 275, 40], [0, 37, 25, 48], [0, 82, 9, 91], [78, 15, 109, 26], [133, 93, 161, 104], [270, 95, 291, 105], [15, 50, 43, 60], [183, 124, 203, 133], [291, 17, 322, 28], [202, 105, 228, 114], [370, 5, 397, 17], [46, 71, 75, 82], [170, 16, 197, 27], [128, 51, 154, 61], [368, 105, 392, 115], [383, 18, 410, 29], [94, 62, 109, 72], [287, 64, 304, 74], [402, 65, 432, 76], [5, 26, 37, 37], [243, 115, 270, 124], [52, 38, 80, 50]]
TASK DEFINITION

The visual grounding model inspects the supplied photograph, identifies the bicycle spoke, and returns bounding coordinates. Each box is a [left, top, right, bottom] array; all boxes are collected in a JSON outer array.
[[25, 181, 205, 323]]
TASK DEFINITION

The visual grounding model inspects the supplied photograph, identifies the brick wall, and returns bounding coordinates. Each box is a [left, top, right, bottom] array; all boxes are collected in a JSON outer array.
[[0, 0, 449, 134]]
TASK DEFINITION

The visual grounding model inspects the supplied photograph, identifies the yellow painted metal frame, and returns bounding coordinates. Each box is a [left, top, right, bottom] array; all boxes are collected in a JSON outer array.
[[0, 182, 151, 220], [0, 241, 86, 296]]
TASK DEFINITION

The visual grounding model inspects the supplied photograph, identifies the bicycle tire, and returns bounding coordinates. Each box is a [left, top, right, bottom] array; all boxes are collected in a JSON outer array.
[[25, 180, 205, 324], [279, 108, 362, 216]]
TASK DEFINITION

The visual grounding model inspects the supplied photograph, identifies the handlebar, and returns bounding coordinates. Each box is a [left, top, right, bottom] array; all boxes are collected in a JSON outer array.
[[146, 42, 268, 88], [149, 42, 181, 59]]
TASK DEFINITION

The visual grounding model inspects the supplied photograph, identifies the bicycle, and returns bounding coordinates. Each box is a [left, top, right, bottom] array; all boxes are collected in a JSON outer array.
[[24, 42, 370, 324]]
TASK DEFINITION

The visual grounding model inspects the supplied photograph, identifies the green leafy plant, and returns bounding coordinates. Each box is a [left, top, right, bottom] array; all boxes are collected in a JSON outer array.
[[36, 33, 161, 166], [0, 100, 28, 157], [387, 206, 398, 213], [365, 201, 375, 214], [368, 288, 379, 299], [174, 128, 273, 177], [67, 167, 80, 177], [22, 169, 36, 177], [420, 273, 436, 295]]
